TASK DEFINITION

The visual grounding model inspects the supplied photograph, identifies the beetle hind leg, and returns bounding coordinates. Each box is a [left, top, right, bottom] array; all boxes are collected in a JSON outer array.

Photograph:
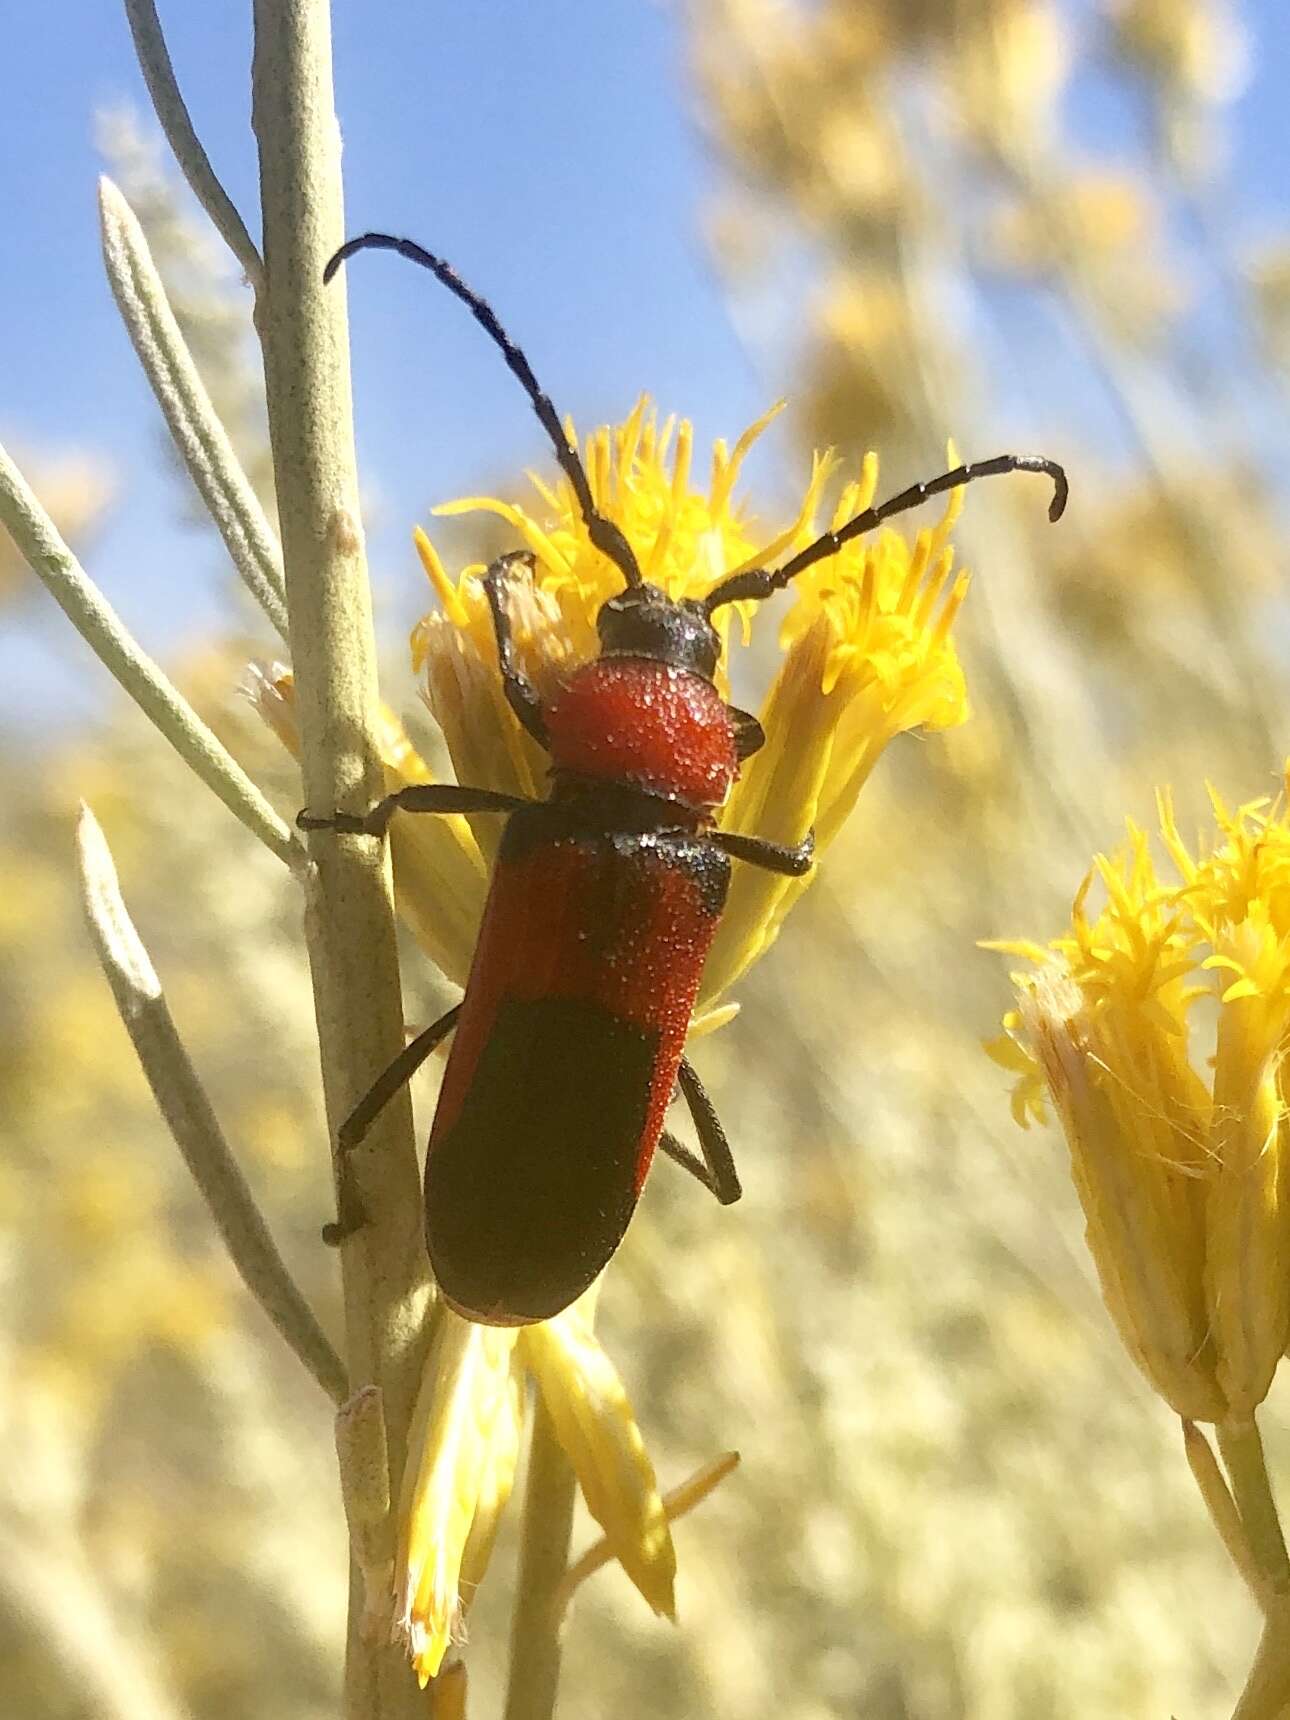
[[658, 1057, 742, 1206], [657, 1131, 719, 1197], [322, 1002, 461, 1245]]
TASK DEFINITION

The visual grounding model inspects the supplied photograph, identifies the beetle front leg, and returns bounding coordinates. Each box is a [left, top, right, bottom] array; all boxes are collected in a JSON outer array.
[[483, 550, 550, 749], [298, 782, 531, 838], [711, 827, 815, 877]]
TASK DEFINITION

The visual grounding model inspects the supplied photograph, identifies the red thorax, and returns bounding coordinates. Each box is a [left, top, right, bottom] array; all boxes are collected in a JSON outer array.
[[545, 657, 737, 809]]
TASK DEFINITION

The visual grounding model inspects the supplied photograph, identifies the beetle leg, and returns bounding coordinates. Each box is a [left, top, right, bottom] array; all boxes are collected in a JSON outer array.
[[709, 827, 815, 877], [668, 1057, 743, 1206], [657, 1130, 720, 1196], [727, 704, 766, 762], [323, 1002, 462, 1245], [299, 783, 530, 838], [483, 550, 551, 749]]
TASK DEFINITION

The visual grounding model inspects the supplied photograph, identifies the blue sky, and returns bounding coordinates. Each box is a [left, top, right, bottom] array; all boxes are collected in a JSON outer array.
[[3, 2, 1289, 731], [2, 2, 765, 729]]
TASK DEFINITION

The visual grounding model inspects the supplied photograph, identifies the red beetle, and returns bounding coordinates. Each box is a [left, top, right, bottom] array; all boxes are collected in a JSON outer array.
[[303, 234, 1067, 1325]]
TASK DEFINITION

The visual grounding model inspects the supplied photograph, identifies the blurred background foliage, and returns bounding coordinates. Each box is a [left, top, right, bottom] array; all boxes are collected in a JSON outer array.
[[6, 0, 1290, 1715]]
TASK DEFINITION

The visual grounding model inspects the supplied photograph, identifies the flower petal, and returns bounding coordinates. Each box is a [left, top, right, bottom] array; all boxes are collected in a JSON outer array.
[[519, 1302, 676, 1618], [398, 1313, 521, 1684]]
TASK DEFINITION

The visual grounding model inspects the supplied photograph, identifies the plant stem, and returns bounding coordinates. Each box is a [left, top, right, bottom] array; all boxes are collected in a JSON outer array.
[[123, 0, 265, 292], [1231, 1595, 1290, 1720], [99, 177, 289, 639], [1181, 1421, 1267, 1606], [248, 3, 430, 1714], [1218, 1417, 1290, 1597], [504, 1397, 578, 1720], [0, 437, 300, 869], [77, 803, 348, 1405]]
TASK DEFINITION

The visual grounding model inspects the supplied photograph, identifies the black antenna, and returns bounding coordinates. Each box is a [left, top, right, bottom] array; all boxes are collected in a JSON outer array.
[[704, 453, 1068, 615], [325, 233, 644, 590]]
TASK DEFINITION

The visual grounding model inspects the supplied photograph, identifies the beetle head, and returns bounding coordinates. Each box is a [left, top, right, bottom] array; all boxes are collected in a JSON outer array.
[[596, 583, 721, 680]]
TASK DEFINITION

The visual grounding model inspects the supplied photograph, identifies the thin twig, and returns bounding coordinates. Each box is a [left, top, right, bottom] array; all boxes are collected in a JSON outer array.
[[503, 1397, 579, 1720], [122, 0, 265, 293], [0, 438, 301, 869], [554, 1450, 741, 1619], [77, 804, 348, 1403], [99, 176, 289, 640], [249, 3, 431, 1715]]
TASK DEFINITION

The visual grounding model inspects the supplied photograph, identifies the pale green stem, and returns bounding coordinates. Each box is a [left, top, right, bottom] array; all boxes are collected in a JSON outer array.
[[1183, 1421, 1269, 1608], [504, 1396, 579, 1720], [1218, 1417, 1290, 1597], [122, 0, 265, 292], [249, 4, 431, 1715], [77, 803, 348, 1405], [1231, 1595, 1290, 1720], [98, 175, 289, 639], [0, 438, 300, 869], [335, 1386, 397, 1640]]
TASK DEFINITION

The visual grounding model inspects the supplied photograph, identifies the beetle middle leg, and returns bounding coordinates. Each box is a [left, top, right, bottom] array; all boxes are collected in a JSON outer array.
[[658, 1057, 742, 1206], [323, 1002, 461, 1244], [299, 782, 530, 839], [727, 704, 765, 762], [710, 827, 815, 877]]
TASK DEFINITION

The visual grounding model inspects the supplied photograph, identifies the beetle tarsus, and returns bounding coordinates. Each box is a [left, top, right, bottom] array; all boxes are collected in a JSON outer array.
[[322, 1186, 368, 1246], [297, 808, 377, 835]]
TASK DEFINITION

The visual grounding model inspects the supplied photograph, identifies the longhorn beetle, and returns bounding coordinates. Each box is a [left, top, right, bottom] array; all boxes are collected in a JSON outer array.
[[302, 232, 1068, 1326]]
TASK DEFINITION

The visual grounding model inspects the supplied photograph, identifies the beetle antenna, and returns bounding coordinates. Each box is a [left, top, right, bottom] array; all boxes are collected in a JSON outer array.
[[326, 233, 644, 589], [703, 452, 1068, 615]]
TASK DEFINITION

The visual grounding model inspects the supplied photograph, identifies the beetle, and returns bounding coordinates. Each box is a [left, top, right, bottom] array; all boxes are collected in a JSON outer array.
[[301, 232, 1068, 1326]]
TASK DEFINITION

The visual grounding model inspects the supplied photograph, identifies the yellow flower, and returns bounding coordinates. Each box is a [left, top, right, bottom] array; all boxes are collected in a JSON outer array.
[[396, 1315, 523, 1683], [383, 397, 974, 1011], [395, 1292, 676, 1684], [988, 779, 1290, 1421]]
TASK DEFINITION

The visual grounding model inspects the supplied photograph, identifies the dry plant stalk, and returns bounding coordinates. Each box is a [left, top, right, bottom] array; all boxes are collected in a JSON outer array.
[[246, 15, 430, 1714]]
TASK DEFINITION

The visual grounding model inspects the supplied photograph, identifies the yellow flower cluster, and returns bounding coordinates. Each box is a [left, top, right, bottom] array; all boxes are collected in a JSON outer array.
[[989, 778, 1290, 1423], [399, 396, 972, 1008]]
